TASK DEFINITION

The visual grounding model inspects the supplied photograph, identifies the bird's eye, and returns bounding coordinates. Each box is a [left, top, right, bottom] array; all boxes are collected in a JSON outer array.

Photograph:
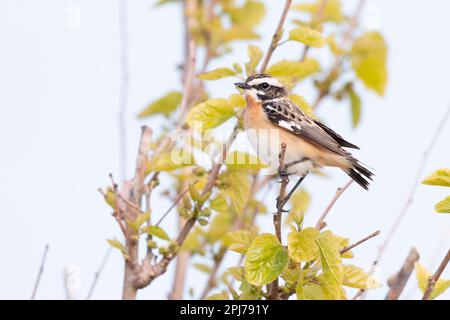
[[261, 82, 270, 89]]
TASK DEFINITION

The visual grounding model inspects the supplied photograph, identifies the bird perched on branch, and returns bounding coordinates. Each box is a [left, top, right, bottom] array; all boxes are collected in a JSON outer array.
[[235, 73, 373, 190]]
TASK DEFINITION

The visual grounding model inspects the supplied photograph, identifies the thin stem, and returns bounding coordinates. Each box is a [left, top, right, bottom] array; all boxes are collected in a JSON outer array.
[[118, 0, 129, 182], [340, 230, 380, 254], [359, 104, 450, 299], [384, 247, 420, 300], [422, 249, 450, 300], [86, 246, 113, 300], [31, 244, 49, 300], [259, 0, 293, 73], [315, 179, 353, 230]]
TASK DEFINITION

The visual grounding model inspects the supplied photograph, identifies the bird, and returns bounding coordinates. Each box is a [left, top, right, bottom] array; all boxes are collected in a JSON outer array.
[[234, 73, 373, 190]]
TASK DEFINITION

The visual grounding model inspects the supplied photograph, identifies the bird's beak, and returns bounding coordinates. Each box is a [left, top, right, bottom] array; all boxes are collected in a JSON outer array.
[[234, 82, 251, 90]]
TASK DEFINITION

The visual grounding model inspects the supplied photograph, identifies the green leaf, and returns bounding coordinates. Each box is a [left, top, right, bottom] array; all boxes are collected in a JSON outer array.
[[225, 151, 268, 170], [147, 149, 195, 172], [297, 282, 327, 300], [422, 169, 450, 187], [222, 27, 260, 43], [287, 227, 320, 262], [223, 230, 256, 254], [289, 94, 317, 119], [186, 99, 235, 132], [245, 45, 263, 75], [206, 291, 229, 300], [209, 193, 229, 213], [436, 196, 450, 213], [227, 266, 245, 282], [290, 188, 311, 215], [146, 225, 170, 240], [289, 26, 325, 48], [342, 265, 381, 289], [229, 0, 266, 28], [138, 91, 182, 118], [228, 93, 246, 108], [415, 262, 450, 299], [206, 212, 233, 242], [221, 171, 251, 216], [350, 32, 388, 96], [347, 85, 362, 128], [293, 0, 343, 23], [198, 68, 236, 80], [244, 233, 288, 286], [107, 239, 129, 260], [193, 263, 212, 273], [128, 212, 149, 233], [316, 233, 344, 299], [267, 58, 320, 81]]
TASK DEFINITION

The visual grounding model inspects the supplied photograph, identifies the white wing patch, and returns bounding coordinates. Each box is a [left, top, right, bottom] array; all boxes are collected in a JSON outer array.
[[279, 119, 300, 131]]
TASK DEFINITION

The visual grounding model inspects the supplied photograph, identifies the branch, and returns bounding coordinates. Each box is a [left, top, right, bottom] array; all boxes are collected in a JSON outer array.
[[422, 249, 450, 300], [31, 244, 49, 300], [340, 230, 380, 255], [315, 179, 353, 230], [118, 0, 129, 182], [269, 143, 288, 300], [86, 246, 113, 300], [384, 247, 420, 300], [259, 0, 293, 73], [360, 104, 450, 299], [312, 0, 366, 110]]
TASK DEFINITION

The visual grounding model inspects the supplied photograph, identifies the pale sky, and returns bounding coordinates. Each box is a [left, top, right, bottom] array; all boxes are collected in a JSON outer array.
[[0, 0, 449, 300]]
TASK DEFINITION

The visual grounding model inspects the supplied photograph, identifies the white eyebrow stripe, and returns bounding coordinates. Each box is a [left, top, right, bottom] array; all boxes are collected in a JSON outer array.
[[247, 77, 283, 87]]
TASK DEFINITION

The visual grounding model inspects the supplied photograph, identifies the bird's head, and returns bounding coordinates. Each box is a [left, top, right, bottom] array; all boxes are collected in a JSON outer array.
[[234, 74, 287, 101]]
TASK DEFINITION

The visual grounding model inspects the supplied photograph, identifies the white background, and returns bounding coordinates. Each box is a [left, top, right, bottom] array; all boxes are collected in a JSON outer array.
[[0, 0, 449, 300]]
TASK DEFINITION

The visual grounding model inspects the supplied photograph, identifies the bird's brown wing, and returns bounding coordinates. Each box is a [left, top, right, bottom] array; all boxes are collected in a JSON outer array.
[[262, 99, 357, 156]]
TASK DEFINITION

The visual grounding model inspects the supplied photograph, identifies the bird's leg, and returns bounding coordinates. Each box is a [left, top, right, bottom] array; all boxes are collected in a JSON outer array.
[[280, 172, 308, 209]]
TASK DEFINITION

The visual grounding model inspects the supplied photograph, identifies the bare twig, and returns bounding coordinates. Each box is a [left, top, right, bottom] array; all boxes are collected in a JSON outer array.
[[269, 143, 288, 300], [422, 249, 450, 300], [156, 188, 190, 227], [312, 0, 366, 110], [31, 244, 49, 300], [315, 179, 353, 230], [340, 230, 380, 255], [118, 0, 129, 182], [86, 246, 113, 300], [384, 247, 420, 300], [259, 0, 293, 73], [359, 104, 450, 299]]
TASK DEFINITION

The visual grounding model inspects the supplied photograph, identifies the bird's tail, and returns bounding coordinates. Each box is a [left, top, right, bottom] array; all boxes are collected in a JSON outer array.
[[346, 160, 374, 190]]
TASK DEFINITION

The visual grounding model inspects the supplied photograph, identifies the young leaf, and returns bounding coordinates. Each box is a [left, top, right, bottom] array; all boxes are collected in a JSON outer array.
[[146, 149, 195, 172], [267, 58, 320, 81], [228, 93, 246, 108], [316, 233, 344, 299], [128, 212, 150, 233], [350, 32, 388, 96], [289, 26, 325, 48], [223, 230, 256, 254], [206, 291, 229, 300], [198, 68, 236, 80], [225, 151, 268, 170], [206, 212, 233, 242], [227, 266, 245, 282], [244, 233, 288, 286], [342, 265, 381, 289], [297, 282, 327, 300], [146, 225, 170, 240], [107, 239, 129, 260], [347, 85, 362, 127], [293, 0, 343, 23], [415, 262, 450, 299], [422, 169, 450, 187], [287, 227, 320, 262], [138, 91, 182, 118], [289, 94, 317, 119], [186, 99, 235, 132], [245, 45, 263, 75], [193, 263, 212, 273], [221, 171, 251, 216], [436, 196, 450, 213]]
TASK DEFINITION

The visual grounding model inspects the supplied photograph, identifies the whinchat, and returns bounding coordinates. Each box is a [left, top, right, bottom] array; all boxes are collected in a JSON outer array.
[[235, 74, 373, 190]]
